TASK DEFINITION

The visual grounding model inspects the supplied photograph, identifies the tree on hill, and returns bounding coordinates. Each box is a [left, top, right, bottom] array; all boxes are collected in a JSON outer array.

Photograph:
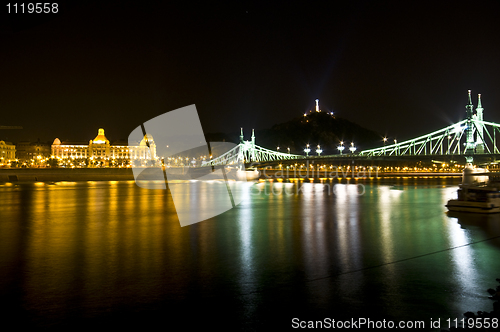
[[254, 112, 382, 154], [205, 111, 383, 155]]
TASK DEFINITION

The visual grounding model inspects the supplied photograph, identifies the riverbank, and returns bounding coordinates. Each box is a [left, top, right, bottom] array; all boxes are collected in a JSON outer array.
[[258, 168, 462, 179], [0, 168, 463, 182], [0, 168, 135, 182]]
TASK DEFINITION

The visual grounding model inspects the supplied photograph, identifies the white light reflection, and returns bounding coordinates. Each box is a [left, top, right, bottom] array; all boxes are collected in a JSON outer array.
[[330, 184, 365, 306], [440, 185, 483, 315], [271, 182, 284, 196], [444, 192, 478, 298], [377, 186, 404, 265], [334, 184, 362, 272], [335, 184, 349, 269], [236, 183, 258, 318], [300, 183, 327, 272], [300, 183, 330, 303], [267, 182, 289, 261], [237, 183, 255, 282], [300, 182, 314, 200]]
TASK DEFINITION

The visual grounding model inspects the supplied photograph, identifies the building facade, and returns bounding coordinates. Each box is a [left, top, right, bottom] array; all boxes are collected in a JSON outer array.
[[0, 141, 15, 164], [51, 128, 156, 166], [16, 140, 51, 162]]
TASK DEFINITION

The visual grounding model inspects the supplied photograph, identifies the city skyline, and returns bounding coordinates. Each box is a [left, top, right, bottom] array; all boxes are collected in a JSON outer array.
[[2, 2, 500, 144], [3, 3, 500, 327]]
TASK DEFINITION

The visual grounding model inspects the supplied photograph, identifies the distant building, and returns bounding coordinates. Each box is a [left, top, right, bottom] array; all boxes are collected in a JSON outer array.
[[51, 128, 156, 165], [0, 140, 16, 163], [16, 139, 51, 162]]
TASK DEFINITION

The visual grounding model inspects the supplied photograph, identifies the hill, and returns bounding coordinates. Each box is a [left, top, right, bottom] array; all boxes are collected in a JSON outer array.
[[206, 112, 382, 155]]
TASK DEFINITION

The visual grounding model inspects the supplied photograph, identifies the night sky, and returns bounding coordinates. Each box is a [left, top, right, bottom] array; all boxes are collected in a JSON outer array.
[[2, 1, 500, 146]]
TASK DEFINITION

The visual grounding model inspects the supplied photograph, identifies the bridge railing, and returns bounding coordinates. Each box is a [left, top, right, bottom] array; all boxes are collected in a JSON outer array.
[[201, 142, 301, 167], [359, 119, 500, 157], [359, 120, 469, 157]]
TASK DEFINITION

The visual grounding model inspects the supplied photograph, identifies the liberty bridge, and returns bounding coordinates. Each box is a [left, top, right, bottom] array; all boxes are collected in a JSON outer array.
[[201, 91, 500, 168]]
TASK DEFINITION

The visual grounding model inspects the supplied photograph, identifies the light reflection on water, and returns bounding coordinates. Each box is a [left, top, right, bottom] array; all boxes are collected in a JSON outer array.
[[1, 179, 500, 329]]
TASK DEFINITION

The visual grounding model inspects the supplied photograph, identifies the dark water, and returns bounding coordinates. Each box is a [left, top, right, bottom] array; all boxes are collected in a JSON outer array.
[[1, 178, 500, 330]]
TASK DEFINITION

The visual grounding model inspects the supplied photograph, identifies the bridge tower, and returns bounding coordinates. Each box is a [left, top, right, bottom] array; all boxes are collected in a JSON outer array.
[[237, 128, 257, 164], [475, 93, 485, 153], [465, 90, 475, 163]]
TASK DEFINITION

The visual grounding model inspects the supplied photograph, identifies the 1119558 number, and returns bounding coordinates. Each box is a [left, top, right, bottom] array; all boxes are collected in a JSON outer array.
[[7, 3, 58, 13]]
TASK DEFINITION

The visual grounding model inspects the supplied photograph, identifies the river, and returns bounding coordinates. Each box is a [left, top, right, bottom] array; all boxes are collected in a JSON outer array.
[[1, 178, 499, 330]]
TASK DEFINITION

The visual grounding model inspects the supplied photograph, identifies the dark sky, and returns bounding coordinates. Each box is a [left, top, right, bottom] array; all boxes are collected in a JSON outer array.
[[2, 1, 500, 146]]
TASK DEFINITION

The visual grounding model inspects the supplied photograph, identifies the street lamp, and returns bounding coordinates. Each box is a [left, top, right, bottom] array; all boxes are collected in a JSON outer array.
[[304, 144, 311, 157], [316, 145, 322, 156], [287, 147, 290, 154], [394, 139, 398, 155], [337, 141, 345, 155], [349, 142, 356, 154]]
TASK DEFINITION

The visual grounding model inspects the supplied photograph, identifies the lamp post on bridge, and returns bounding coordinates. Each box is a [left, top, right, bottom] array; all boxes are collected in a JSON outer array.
[[337, 141, 345, 155], [349, 142, 356, 154], [304, 144, 311, 157], [316, 145, 322, 156], [383, 137, 387, 155]]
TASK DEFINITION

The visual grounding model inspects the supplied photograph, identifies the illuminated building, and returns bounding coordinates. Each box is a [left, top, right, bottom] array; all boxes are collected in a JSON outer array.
[[0, 140, 15, 163], [16, 139, 51, 161], [51, 128, 156, 165]]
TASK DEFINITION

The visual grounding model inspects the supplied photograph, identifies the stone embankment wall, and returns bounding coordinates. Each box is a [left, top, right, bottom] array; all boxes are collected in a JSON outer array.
[[0, 168, 135, 182]]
